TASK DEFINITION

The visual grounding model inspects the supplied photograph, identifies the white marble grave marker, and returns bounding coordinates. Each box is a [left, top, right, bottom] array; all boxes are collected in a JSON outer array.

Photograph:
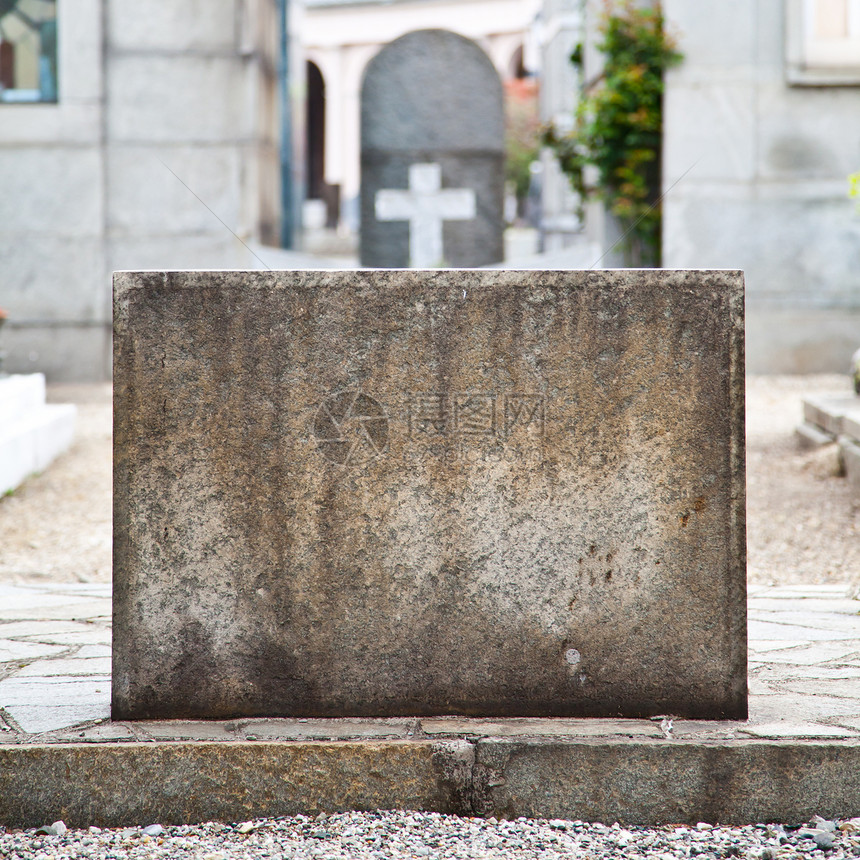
[[375, 163, 476, 267]]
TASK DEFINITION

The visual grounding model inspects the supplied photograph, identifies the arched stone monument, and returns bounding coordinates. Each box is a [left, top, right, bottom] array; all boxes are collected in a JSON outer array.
[[360, 29, 505, 268]]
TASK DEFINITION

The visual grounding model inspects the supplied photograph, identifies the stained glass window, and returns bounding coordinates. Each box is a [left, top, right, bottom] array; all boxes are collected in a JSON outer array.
[[0, 0, 57, 103]]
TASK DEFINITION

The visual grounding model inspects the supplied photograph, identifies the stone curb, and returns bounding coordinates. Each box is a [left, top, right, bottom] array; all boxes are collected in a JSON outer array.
[[3, 737, 860, 829]]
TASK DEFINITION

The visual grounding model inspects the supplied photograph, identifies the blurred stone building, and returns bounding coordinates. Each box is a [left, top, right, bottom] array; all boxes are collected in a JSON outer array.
[[0, 1, 282, 381], [661, 0, 860, 372]]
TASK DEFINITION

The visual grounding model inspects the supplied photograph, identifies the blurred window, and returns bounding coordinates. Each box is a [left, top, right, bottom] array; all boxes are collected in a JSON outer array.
[[0, 0, 57, 103], [804, 0, 860, 67]]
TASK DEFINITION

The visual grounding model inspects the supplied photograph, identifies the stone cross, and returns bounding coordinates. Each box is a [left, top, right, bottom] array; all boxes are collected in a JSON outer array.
[[375, 163, 476, 267]]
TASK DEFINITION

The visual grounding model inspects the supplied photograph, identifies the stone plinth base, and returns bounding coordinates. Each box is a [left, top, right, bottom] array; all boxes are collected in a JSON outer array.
[[0, 374, 76, 495]]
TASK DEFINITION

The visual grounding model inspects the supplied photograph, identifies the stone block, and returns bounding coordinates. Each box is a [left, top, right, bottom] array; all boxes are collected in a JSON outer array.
[[113, 268, 746, 721], [0, 373, 48, 421], [803, 395, 860, 436], [15, 657, 113, 677], [0, 375, 77, 495], [109, 0, 237, 52], [841, 439, 860, 497], [745, 308, 860, 374], [0, 741, 471, 828], [0, 639, 65, 662], [842, 411, 860, 443], [107, 145, 242, 235], [0, 104, 103, 146], [665, 0, 756, 69], [471, 737, 860, 823], [62, 0, 104, 102], [0, 235, 106, 322], [756, 82, 860, 180], [107, 55, 251, 144], [0, 148, 102, 236], [663, 83, 756, 184], [1, 324, 111, 383], [795, 422, 834, 449]]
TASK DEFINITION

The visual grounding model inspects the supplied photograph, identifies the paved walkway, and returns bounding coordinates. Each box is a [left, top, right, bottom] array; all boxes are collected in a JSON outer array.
[[1, 581, 859, 742]]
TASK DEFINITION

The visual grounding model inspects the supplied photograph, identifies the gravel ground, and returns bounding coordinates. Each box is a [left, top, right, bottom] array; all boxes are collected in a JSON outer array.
[[1, 375, 859, 587], [2, 812, 860, 859], [745, 375, 860, 587]]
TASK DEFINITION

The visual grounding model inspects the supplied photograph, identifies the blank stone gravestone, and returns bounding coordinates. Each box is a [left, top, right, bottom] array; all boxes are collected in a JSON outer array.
[[112, 268, 747, 721], [360, 29, 504, 267]]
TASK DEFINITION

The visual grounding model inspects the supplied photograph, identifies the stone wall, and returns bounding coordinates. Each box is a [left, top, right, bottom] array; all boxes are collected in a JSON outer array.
[[0, 0, 108, 381], [1, 0, 281, 382], [662, 0, 860, 373]]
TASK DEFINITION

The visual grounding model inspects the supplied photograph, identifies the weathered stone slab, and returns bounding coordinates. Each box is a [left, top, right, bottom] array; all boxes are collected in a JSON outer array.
[[803, 395, 860, 436], [359, 29, 504, 267], [112, 269, 746, 720], [0, 373, 77, 495]]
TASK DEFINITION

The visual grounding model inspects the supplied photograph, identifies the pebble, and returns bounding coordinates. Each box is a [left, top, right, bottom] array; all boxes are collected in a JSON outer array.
[[813, 830, 836, 850], [2, 812, 860, 859]]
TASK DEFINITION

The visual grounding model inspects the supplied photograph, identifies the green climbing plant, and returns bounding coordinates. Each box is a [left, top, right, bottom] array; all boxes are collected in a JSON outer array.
[[544, 1, 682, 266]]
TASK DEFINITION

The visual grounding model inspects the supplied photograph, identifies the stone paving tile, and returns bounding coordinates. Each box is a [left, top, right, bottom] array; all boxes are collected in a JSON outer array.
[[749, 639, 815, 653], [827, 715, 860, 732], [419, 718, 663, 738], [759, 665, 860, 680], [14, 656, 113, 677], [48, 722, 136, 742], [0, 639, 67, 662], [5, 703, 112, 734], [17, 629, 112, 647], [748, 597, 858, 611], [0, 585, 111, 622], [76, 644, 111, 658], [778, 678, 860, 698], [740, 722, 855, 739], [0, 620, 97, 638], [9, 583, 111, 596], [239, 718, 417, 740], [749, 600, 860, 613], [0, 675, 111, 706], [747, 619, 858, 640], [748, 584, 853, 597], [748, 678, 780, 696], [131, 721, 243, 741], [749, 644, 860, 665], [748, 691, 860, 722], [669, 721, 744, 739], [0, 603, 110, 622], [748, 611, 860, 634]]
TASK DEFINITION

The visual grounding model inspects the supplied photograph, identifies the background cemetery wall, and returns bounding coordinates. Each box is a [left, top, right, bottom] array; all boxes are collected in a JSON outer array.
[[1, 0, 281, 382], [661, 0, 860, 374], [0, 0, 109, 381]]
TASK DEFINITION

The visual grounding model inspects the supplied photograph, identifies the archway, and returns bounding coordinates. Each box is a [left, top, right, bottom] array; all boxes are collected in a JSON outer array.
[[508, 44, 528, 80], [305, 60, 338, 227]]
